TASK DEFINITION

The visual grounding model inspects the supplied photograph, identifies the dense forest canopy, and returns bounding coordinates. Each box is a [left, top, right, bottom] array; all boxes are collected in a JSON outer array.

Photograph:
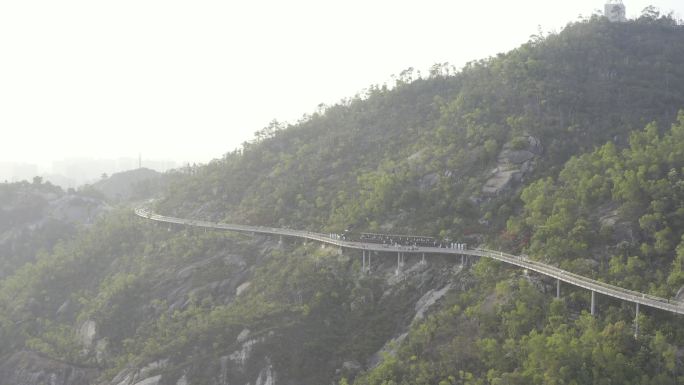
[[158, 14, 684, 239]]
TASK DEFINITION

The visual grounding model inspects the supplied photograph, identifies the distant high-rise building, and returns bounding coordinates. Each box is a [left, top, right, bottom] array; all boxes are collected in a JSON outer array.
[[605, 0, 627, 22], [0, 162, 39, 182]]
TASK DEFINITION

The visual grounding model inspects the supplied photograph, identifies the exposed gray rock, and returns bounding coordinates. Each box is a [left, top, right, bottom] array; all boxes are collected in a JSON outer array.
[[132, 375, 162, 385], [109, 360, 167, 385], [78, 320, 97, 348], [413, 284, 452, 322], [483, 135, 541, 195], [498, 149, 536, 164], [236, 281, 251, 296], [676, 286, 684, 302], [229, 336, 265, 366], [482, 169, 522, 195], [255, 364, 276, 385], [368, 332, 409, 368], [138, 360, 168, 379], [56, 299, 72, 317], [110, 367, 135, 385], [407, 149, 426, 166], [0, 351, 97, 385], [237, 328, 251, 343]]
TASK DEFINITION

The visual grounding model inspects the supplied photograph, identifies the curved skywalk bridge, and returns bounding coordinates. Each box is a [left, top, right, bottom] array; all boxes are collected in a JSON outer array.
[[135, 208, 684, 316]]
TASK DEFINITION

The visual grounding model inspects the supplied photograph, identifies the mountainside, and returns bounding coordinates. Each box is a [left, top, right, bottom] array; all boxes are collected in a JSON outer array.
[[92, 168, 163, 203], [0, 179, 109, 278], [158, 15, 684, 239], [2, 14, 684, 385]]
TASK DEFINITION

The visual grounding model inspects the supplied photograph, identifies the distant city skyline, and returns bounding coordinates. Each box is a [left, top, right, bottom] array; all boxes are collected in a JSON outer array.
[[0, 156, 178, 188], [1, 0, 682, 167]]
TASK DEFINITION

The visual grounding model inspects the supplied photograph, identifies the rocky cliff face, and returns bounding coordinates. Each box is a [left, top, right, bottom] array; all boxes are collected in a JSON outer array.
[[0, 230, 473, 385], [482, 135, 543, 195], [0, 351, 97, 385], [103, 251, 469, 385]]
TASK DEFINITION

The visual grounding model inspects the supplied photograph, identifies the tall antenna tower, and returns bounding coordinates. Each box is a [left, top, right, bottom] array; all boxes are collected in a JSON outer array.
[[605, 0, 627, 22]]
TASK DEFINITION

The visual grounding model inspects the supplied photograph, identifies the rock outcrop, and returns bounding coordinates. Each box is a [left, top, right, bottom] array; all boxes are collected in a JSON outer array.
[[0, 351, 97, 385], [483, 135, 542, 195]]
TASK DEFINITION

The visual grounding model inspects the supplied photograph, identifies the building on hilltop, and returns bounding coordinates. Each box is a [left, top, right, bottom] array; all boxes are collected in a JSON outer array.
[[605, 0, 627, 22]]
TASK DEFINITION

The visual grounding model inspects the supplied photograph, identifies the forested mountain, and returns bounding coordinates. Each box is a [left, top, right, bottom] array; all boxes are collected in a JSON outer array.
[[158, 14, 684, 244], [92, 168, 163, 203], [0, 178, 108, 278], [2, 13, 684, 385]]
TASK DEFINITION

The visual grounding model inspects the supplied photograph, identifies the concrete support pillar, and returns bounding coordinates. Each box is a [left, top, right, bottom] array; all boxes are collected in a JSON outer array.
[[461, 254, 464, 266], [362, 250, 366, 272], [556, 279, 560, 299], [421, 253, 426, 265], [361, 250, 371, 273], [591, 291, 595, 316], [635, 303, 640, 338], [395, 252, 404, 276]]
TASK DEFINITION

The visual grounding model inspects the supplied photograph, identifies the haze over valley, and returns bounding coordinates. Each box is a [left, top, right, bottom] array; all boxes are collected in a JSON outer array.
[[0, 158, 177, 188]]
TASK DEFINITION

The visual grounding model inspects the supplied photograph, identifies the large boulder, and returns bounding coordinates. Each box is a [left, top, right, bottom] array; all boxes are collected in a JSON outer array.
[[483, 135, 542, 195]]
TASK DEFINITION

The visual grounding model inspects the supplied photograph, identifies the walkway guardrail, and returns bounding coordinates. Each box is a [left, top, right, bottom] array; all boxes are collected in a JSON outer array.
[[134, 208, 684, 315]]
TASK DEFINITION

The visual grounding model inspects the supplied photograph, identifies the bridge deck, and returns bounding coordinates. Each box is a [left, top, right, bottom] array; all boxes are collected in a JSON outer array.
[[134, 208, 684, 315]]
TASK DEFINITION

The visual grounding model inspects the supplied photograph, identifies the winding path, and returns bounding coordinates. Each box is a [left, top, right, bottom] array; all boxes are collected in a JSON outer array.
[[135, 208, 684, 316]]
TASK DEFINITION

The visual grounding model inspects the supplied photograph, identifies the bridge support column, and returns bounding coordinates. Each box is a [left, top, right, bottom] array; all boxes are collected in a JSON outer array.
[[395, 252, 405, 276], [591, 291, 595, 316], [362, 250, 366, 273], [461, 254, 464, 266], [556, 279, 560, 299], [421, 253, 426, 265], [361, 250, 371, 274], [635, 303, 640, 338], [279, 235, 283, 245]]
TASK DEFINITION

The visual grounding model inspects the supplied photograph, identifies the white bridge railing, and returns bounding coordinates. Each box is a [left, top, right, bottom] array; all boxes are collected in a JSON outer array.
[[134, 208, 684, 315]]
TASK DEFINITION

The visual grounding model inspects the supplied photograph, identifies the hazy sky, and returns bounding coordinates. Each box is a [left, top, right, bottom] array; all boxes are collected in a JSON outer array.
[[1, 1, 682, 168]]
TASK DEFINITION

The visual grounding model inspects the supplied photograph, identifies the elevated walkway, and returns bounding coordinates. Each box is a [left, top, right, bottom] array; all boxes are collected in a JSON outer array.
[[134, 208, 684, 316]]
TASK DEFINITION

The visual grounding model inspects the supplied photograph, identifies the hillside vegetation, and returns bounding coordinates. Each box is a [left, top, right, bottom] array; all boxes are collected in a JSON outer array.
[[0, 179, 108, 278], [158, 14, 684, 241], [1, 13, 684, 385]]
